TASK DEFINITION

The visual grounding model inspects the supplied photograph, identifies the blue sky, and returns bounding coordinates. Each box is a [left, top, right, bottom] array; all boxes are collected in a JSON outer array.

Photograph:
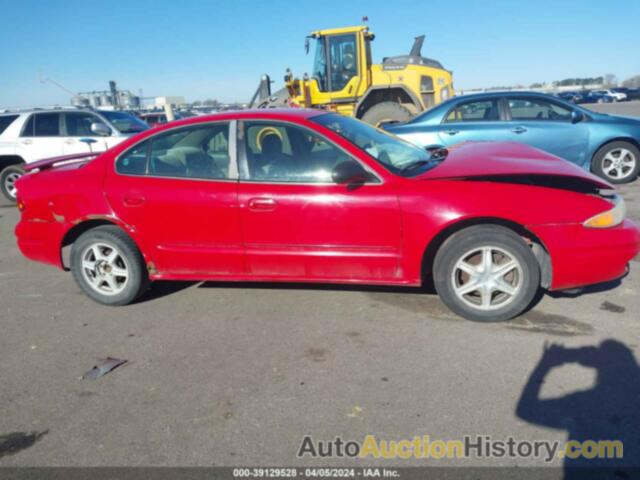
[[1, 0, 638, 108]]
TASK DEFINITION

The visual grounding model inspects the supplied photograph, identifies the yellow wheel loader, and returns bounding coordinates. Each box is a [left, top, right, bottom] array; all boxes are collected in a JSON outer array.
[[250, 25, 454, 125]]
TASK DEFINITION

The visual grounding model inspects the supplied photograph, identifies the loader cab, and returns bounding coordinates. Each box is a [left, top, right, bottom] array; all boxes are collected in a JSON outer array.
[[308, 26, 373, 101]]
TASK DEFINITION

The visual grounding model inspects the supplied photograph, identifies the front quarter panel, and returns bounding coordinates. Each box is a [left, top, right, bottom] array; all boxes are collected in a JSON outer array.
[[398, 179, 617, 283], [586, 117, 640, 161]]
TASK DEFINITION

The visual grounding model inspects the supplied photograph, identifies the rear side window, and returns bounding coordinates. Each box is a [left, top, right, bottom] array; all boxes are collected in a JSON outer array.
[[445, 100, 500, 122], [21, 115, 35, 136], [30, 113, 61, 137], [148, 124, 230, 179], [116, 123, 232, 180], [0, 115, 18, 134]]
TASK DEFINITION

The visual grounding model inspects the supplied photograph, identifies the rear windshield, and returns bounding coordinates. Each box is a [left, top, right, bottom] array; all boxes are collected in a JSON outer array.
[[0, 115, 18, 134]]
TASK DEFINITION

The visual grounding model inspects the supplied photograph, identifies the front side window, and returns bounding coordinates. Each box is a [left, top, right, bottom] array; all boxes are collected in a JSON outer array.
[[116, 123, 231, 180], [445, 100, 500, 122], [64, 112, 102, 136], [508, 98, 572, 121], [242, 121, 365, 183], [21, 115, 35, 137]]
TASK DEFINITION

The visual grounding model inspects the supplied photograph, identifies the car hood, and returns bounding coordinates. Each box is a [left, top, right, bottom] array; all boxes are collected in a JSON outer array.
[[586, 111, 640, 125], [418, 141, 612, 189]]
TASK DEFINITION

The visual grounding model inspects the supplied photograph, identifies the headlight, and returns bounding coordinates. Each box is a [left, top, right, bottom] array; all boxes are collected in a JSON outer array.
[[583, 195, 626, 228]]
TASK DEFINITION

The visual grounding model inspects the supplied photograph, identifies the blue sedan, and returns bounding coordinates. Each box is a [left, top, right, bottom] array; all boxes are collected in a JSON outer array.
[[385, 92, 640, 183]]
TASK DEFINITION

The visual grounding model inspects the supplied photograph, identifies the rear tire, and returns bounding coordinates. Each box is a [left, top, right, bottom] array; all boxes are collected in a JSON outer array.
[[591, 141, 639, 184], [433, 225, 540, 322], [361, 102, 412, 127], [0, 165, 23, 203], [71, 226, 149, 306]]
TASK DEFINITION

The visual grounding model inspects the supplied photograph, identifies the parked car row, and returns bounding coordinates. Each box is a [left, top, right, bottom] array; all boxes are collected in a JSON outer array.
[[13, 109, 640, 322], [385, 91, 640, 184], [557, 88, 640, 104]]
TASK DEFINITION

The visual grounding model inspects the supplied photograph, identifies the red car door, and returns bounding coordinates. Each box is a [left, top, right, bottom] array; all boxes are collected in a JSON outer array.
[[105, 121, 244, 276], [237, 120, 402, 282]]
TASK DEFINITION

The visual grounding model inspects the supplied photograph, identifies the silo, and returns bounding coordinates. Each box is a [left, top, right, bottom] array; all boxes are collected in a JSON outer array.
[[100, 94, 113, 107], [71, 95, 90, 107], [89, 94, 101, 107]]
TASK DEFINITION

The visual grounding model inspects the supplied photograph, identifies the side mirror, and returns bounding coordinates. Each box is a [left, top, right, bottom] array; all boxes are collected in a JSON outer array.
[[571, 111, 584, 124], [425, 146, 448, 161], [90, 122, 111, 136], [332, 161, 370, 185]]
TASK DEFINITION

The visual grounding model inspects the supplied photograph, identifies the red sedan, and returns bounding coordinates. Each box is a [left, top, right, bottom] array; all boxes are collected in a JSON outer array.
[[14, 109, 640, 321]]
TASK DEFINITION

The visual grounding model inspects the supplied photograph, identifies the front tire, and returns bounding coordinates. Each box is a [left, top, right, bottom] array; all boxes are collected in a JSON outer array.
[[0, 165, 23, 203], [433, 225, 540, 322], [360, 102, 412, 127], [591, 141, 639, 184], [71, 226, 149, 306]]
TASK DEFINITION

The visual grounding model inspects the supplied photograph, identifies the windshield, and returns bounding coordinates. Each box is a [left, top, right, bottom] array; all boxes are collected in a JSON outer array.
[[100, 111, 149, 134], [311, 113, 434, 175]]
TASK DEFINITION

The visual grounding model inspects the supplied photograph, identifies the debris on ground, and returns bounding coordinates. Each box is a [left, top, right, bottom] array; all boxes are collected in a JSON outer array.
[[346, 406, 363, 418], [82, 357, 128, 380], [0, 431, 49, 459], [600, 301, 626, 314]]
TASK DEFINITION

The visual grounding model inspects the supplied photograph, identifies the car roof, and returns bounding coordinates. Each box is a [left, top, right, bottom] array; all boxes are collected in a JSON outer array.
[[0, 107, 103, 116], [150, 108, 326, 125], [453, 91, 562, 101], [210, 108, 325, 120]]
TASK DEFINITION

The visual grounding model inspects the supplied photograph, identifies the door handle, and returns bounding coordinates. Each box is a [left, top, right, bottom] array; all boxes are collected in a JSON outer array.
[[21, 139, 33, 145], [248, 197, 277, 211], [123, 195, 145, 207], [512, 126, 527, 134], [64, 139, 76, 144], [445, 129, 459, 135]]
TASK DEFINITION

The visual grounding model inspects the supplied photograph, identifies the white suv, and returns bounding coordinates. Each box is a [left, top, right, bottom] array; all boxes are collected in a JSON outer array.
[[0, 108, 149, 201]]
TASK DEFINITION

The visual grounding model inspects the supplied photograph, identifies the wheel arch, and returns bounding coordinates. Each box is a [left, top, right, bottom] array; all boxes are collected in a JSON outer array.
[[60, 218, 152, 272], [356, 85, 422, 118], [0, 155, 25, 171], [421, 217, 552, 289]]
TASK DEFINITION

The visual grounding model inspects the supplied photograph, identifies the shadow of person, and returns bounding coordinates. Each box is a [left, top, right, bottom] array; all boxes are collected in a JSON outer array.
[[516, 340, 640, 479]]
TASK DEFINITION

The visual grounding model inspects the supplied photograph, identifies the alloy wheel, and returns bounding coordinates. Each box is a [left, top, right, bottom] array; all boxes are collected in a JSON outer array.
[[601, 148, 637, 181], [451, 246, 523, 311], [4, 172, 21, 199], [80, 242, 130, 296]]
